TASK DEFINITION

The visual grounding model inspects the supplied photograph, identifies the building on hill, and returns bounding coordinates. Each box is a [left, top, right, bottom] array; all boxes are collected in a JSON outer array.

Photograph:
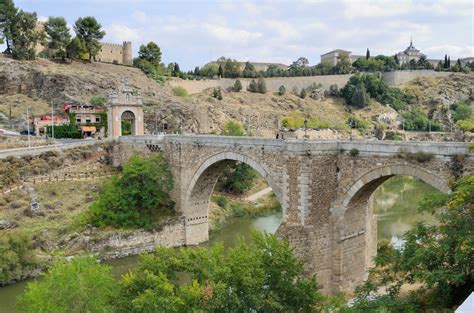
[[395, 39, 423, 65], [64, 98, 106, 137], [34, 21, 132, 65], [209, 57, 288, 72], [32, 115, 69, 137], [320, 49, 364, 66]]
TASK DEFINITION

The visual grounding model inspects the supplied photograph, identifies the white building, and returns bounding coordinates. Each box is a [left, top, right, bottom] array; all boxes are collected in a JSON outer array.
[[396, 39, 423, 65]]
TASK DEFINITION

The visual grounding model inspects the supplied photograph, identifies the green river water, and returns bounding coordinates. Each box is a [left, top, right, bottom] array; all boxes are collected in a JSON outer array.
[[0, 176, 440, 312]]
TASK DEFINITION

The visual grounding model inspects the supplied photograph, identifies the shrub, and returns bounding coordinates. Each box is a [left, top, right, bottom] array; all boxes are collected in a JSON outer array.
[[89, 96, 107, 106], [0, 232, 37, 285], [233, 80, 242, 92], [350, 148, 359, 156], [347, 116, 371, 132], [329, 84, 339, 96], [456, 119, 474, 132], [172, 86, 189, 97], [257, 77, 267, 94], [248, 79, 258, 92], [18, 256, 117, 312], [221, 120, 245, 136], [221, 163, 258, 194], [212, 87, 223, 100], [87, 153, 174, 229], [397, 149, 434, 163], [300, 88, 307, 99], [403, 109, 442, 132], [451, 101, 472, 122], [214, 195, 228, 208], [278, 85, 286, 96]]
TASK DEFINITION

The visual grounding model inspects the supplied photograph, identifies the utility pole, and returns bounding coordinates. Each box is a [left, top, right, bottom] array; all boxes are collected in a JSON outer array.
[[51, 101, 54, 139], [26, 106, 31, 148]]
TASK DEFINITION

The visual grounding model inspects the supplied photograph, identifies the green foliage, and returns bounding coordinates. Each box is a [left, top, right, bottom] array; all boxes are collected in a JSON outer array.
[[121, 120, 132, 135], [402, 109, 443, 131], [221, 120, 245, 136], [18, 256, 117, 313], [334, 52, 352, 74], [90, 96, 107, 106], [113, 232, 322, 312], [350, 83, 370, 108], [349, 148, 359, 157], [46, 123, 82, 139], [456, 119, 474, 132], [328, 84, 339, 96], [221, 163, 258, 195], [242, 61, 257, 78], [347, 115, 371, 132], [87, 153, 174, 229], [0, 232, 37, 284], [379, 87, 411, 111], [233, 79, 242, 92], [256, 77, 267, 94], [172, 86, 189, 97], [138, 42, 162, 66], [0, 0, 18, 54], [73, 16, 106, 61], [278, 85, 286, 96], [214, 195, 228, 208], [281, 111, 331, 129], [66, 36, 87, 60], [212, 87, 223, 100], [352, 174, 474, 310], [451, 101, 472, 122], [44, 17, 71, 59], [11, 10, 43, 60], [299, 87, 307, 99], [199, 63, 219, 78], [247, 79, 258, 92]]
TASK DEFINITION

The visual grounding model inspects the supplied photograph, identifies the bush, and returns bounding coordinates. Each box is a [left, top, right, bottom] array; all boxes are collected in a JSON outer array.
[[214, 195, 228, 208], [221, 163, 258, 194], [0, 232, 37, 285], [328, 84, 339, 96], [90, 96, 107, 106], [233, 80, 242, 92], [349, 148, 359, 156], [248, 79, 258, 92], [278, 85, 286, 96], [18, 256, 117, 312], [403, 109, 443, 132], [87, 153, 174, 229], [347, 115, 371, 132], [300, 88, 307, 99], [456, 119, 474, 132], [397, 149, 434, 163], [221, 120, 245, 136], [172, 86, 189, 97], [256, 77, 267, 94]]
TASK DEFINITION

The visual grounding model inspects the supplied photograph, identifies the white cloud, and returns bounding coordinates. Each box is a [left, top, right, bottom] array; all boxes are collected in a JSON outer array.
[[132, 10, 149, 24], [203, 24, 262, 43], [104, 24, 141, 42], [423, 44, 474, 59]]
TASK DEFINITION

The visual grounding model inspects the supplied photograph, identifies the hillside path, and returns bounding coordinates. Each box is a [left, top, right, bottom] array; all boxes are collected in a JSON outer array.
[[246, 187, 272, 202]]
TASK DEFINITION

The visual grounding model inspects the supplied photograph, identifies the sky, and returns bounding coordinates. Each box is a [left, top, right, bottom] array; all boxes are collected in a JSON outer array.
[[10, 0, 474, 70]]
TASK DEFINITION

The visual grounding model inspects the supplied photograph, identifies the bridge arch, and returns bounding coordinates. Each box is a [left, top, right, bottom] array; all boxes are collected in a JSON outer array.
[[183, 151, 283, 245], [333, 164, 451, 291]]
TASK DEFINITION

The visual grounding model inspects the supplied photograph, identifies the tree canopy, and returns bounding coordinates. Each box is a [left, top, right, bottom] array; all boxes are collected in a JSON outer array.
[[44, 16, 71, 58], [73, 16, 105, 61]]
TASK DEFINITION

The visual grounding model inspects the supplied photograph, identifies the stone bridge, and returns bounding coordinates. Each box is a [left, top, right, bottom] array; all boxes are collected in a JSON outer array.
[[114, 135, 473, 293]]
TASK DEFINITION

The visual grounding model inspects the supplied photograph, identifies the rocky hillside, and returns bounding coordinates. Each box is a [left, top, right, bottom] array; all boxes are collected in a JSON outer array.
[[0, 57, 472, 136]]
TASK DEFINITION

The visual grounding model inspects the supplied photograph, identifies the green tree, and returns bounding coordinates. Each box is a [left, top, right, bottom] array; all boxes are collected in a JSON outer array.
[[352, 174, 474, 310], [137, 41, 162, 66], [288, 57, 309, 76], [0, 232, 37, 284], [173, 62, 180, 76], [90, 96, 107, 106], [451, 101, 472, 122], [66, 36, 86, 60], [300, 87, 307, 99], [221, 162, 258, 194], [248, 79, 258, 92], [334, 52, 352, 74], [11, 10, 43, 60], [199, 63, 218, 77], [114, 233, 322, 312], [218, 64, 224, 78], [242, 61, 257, 78], [233, 79, 242, 92], [278, 85, 286, 96], [221, 120, 244, 136], [0, 0, 18, 54], [18, 256, 117, 313], [350, 83, 370, 108], [366, 48, 370, 59], [88, 153, 174, 229], [256, 77, 267, 94], [73, 16, 105, 62], [44, 16, 71, 59]]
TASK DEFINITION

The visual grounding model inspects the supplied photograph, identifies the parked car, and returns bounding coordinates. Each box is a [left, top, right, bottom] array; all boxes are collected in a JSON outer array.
[[20, 130, 36, 136]]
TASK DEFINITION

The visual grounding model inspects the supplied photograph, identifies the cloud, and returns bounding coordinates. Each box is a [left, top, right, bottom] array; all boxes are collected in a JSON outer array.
[[423, 45, 474, 59], [104, 24, 141, 42], [203, 24, 262, 43], [132, 10, 149, 24]]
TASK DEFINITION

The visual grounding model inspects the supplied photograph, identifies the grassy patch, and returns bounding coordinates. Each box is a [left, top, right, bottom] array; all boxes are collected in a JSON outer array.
[[172, 86, 189, 97]]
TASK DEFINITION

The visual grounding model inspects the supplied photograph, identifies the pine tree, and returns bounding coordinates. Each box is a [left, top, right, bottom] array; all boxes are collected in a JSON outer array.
[[444, 54, 448, 68], [194, 66, 200, 75], [45, 17, 71, 59], [233, 79, 242, 92], [300, 88, 307, 99], [0, 0, 18, 54], [173, 63, 180, 76], [74, 16, 105, 62], [447, 56, 451, 68], [350, 83, 369, 108], [456, 58, 462, 67], [366, 48, 370, 59]]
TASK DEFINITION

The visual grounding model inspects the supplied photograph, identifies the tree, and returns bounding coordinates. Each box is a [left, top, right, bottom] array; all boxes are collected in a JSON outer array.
[[221, 120, 244, 136], [173, 62, 180, 76], [289, 57, 309, 76], [451, 101, 472, 122], [0, 232, 37, 284], [351, 83, 370, 108], [88, 153, 174, 229], [90, 96, 107, 106], [447, 56, 451, 68], [352, 174, 474, 310], [242, 61, 257, 78], [0, 0, 18, 54], [66, 36, 86, 60], [18, 256, 117, 313], [233, 79, 242, 92], [218, 64, 224, 78], [435, 61, 443, 71], [334, 52, 351, 74], [137, 42, 162, 66], [248, 79, 258, 92], [256, 77, 267, 94], [113, 233, 322, 312], [11, 10, 43, 60], [74, 16, 105, 62], [278, 85, 286, 96], [366, 48, 370, 59], [44, 17, 71, 59], [444, 54, 448, 68]]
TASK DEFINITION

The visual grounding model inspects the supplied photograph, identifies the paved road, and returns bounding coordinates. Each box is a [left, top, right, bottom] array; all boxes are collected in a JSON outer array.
[[246, 187, 273, 202]]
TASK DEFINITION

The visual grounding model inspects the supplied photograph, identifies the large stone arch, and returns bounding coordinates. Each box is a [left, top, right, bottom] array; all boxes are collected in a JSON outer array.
[[183, 151, 283, 245], [333, 164, 451, 292]]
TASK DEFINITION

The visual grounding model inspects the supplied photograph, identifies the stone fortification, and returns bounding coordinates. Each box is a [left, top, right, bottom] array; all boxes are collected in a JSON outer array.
[[97, 41, 132, 66]]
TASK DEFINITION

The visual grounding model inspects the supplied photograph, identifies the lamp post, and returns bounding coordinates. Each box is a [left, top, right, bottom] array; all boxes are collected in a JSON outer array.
[[51, 101, 54, 139], [26, 106, 31, 148]]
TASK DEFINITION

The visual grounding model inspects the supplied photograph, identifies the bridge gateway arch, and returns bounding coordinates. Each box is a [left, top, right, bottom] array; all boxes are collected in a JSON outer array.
[[115, 134, 472, 293]]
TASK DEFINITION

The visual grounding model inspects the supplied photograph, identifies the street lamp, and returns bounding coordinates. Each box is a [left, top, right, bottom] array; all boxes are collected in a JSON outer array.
[[26, 106, 31, 148]]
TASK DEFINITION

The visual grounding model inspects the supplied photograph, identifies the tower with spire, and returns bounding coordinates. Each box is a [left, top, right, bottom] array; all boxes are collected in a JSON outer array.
[[396, 37, 422, 65]]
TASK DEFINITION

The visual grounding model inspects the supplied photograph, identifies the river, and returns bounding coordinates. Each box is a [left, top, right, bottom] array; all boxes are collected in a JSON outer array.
[[0, 176, 440, 312]]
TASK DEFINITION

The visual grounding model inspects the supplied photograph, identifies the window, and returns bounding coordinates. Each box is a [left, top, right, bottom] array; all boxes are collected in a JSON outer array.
[[76, 118, 81, 123], [96, 116, 100, 122], [85, 117, 92, 123]]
